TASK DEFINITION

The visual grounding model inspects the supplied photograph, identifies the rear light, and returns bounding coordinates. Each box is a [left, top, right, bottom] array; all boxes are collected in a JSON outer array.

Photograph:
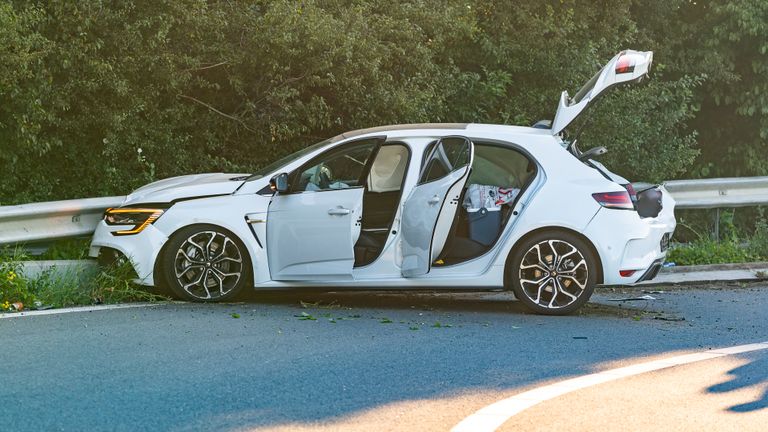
[[619, 270, 637, 277], [615, 52, 636, 74], [592, 191, 634, 210], [623, 183, 637, 202]]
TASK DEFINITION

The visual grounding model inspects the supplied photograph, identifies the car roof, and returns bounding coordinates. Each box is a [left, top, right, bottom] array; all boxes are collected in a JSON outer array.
[[329, 123, 553, 143]]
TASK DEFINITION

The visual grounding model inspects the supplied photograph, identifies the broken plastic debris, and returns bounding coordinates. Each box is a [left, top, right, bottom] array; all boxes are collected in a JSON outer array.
[[642, 290, 666, 294], [653, 316, 685, 322], [607, 295, 657, 302]]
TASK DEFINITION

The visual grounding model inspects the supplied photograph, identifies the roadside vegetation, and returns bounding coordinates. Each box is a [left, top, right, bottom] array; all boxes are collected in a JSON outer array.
[[1, 0, 768, 293], [2, 0, 767, 206], [0, 248, 167, 313], [667, 210, 768, 265]]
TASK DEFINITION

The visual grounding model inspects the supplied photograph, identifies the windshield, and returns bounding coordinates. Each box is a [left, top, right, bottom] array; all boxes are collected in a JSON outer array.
[[246, 138, 332, 181]]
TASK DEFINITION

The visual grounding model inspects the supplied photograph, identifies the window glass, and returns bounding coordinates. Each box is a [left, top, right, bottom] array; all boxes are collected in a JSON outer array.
[[419, 137, 470, 184], [367, 144, 409, 193], [246, 138, 332, 181], [292, 140, 378, 192], [468, 144, 535, 189]]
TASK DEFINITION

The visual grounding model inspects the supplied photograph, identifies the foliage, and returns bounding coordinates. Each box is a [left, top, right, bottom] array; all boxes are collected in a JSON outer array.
[[1, 251, 166, 311], [666, 212, 768, 265], [0, 0, 693, 204], [747, 214, 768, 258], [666, 240, 760, 266], [1, 249, 35, 309], [0, 0, 765, 205], [38, 238, 91, 260]]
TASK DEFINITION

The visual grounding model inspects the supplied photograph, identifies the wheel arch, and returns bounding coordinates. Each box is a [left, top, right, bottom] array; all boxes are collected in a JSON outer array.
[[504, 226, 604, 286], [153, 222, 254, 290]]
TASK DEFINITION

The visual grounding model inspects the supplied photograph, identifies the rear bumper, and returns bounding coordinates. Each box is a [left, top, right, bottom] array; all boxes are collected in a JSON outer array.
[[584, 187, 676, 285], [635, 258, 665, 283]]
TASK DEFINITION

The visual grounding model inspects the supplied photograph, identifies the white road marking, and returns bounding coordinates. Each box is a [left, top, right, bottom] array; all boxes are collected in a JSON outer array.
[[451, 341, 768, 432], [0, 303, 161, 319]]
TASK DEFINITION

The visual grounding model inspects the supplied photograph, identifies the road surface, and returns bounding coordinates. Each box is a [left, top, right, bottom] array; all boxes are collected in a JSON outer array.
[[1, 283, 766, 431]]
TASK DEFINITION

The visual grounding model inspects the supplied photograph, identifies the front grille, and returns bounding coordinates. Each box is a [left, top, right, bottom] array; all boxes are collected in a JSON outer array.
[[660, 232, 671, 252]]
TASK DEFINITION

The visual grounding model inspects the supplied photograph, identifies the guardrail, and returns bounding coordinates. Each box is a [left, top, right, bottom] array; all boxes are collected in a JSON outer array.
[[1, 176, 767, 248], [664, 176, 768, 209], [0, 196, 124, 246]]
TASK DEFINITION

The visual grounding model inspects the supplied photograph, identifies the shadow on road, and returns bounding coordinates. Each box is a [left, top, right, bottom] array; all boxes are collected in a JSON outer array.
[[241, 289, 528, 313], [235, 289, 644, 318], [708, 355, 768, 412]]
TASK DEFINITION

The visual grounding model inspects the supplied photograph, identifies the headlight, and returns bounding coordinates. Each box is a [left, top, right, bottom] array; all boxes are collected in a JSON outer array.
[[104, 208, 165, 235]]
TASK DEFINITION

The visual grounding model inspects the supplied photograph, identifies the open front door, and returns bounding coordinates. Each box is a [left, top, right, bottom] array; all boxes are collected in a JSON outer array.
[[267, 137, 383, 280], [551, 50, 653, 135], [401, 136, 474, 277]]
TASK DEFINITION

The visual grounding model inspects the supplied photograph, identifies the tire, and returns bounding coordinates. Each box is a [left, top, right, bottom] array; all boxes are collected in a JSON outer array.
[[159, 224, 252, 302], [508, 230, 597, 315]]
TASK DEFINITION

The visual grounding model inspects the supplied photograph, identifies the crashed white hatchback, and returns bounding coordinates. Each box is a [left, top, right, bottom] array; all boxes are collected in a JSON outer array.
[[90, 50, 675, 315]]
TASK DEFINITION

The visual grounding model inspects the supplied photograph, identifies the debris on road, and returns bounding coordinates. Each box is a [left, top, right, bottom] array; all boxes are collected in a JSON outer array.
[[653, 316, 686, 322], [295, 312, 317, 321], [607, 295, 657, 302]]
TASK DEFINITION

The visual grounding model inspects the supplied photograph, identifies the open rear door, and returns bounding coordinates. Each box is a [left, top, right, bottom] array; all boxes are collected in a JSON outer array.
[[551, 50, 653, 135], [401, 136, 473, 277]]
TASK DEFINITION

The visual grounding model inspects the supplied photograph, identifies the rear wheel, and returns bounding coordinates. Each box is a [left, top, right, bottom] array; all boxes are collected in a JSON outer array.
[[509, 231, 597, 315], [160, 225, 251, 302]]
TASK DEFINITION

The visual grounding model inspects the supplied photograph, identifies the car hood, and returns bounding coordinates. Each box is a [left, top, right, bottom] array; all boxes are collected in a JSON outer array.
[[122, 173, 250, 206]]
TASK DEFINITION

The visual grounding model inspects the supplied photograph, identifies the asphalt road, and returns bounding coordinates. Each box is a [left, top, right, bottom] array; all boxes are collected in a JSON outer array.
[[1, 283, 766, 431]]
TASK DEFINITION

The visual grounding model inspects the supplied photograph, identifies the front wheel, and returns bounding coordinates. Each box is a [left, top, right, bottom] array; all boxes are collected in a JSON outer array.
[[508, 231, 597, 315], [160, 225, 252, 302]]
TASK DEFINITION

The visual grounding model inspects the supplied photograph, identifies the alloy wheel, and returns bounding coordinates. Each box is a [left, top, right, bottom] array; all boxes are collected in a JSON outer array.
[[517, 239, 589, 310], [173, 231, 243, 300]]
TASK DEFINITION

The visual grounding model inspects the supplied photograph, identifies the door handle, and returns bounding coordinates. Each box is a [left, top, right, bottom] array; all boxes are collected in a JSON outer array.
[[428, 195, 441, 205], [328, 207, 351, 216]]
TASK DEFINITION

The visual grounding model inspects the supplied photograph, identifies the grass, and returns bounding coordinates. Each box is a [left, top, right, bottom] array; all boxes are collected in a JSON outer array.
[[666, 212, 768, 266], [666, 240, 763, 266], [1, 247, 167, 312]]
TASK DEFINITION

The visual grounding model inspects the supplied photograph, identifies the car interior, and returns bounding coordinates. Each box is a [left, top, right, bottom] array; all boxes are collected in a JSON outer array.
[[353, 140, 535, 268], [354, 143, 410, 266], [285, 137, 534, 268], [434, 142, 536, 265]]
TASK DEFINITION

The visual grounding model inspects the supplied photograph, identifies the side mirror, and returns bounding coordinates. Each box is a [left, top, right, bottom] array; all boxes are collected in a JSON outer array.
[[269, 172, 289, 193]]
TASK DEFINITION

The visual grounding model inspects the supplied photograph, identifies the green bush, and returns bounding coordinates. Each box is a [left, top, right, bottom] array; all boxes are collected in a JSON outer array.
[[667, 240, 761, 266], [747, 216, 768, 258], [1, 251, 36, 310], [0, 0, 710, 205], [37, 238, 91, 260], [1, 251, 167, 311]]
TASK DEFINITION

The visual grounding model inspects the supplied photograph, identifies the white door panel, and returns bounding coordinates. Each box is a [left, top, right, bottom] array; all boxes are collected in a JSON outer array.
[[431, 179, 465, 262], [267, 188, 363, 280], [401, 137, 474, 277]]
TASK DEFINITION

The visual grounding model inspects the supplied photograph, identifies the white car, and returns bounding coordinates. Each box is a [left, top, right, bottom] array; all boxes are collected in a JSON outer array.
[[90, 50, 675, 315]]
